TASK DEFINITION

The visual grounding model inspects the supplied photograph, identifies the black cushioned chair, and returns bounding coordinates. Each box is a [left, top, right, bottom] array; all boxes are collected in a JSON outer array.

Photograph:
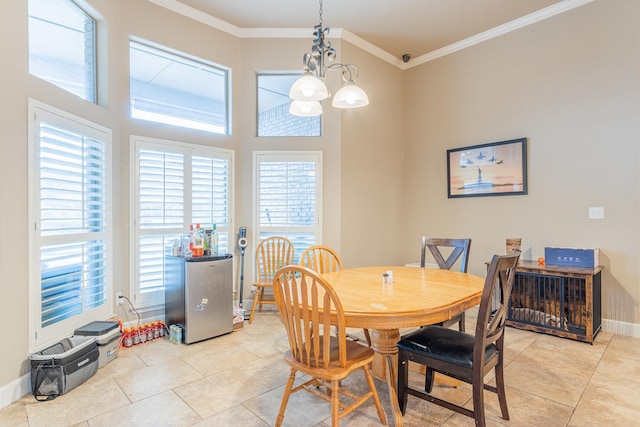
[[397, 252, 520, 427]]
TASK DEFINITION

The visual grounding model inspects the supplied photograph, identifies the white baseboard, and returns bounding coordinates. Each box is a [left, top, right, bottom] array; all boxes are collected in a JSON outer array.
[[602, 318, 640, 338], [0, 374, 30, 410]]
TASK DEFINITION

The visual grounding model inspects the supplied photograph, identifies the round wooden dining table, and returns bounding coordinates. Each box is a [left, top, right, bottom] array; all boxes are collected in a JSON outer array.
[[320, 266, 485, 427]]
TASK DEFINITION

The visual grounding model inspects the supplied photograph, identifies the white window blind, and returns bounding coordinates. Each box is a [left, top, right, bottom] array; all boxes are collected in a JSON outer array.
[[29, 100, 112, 350], [254, 152, 322, 262], [132, 137, 233, 307]]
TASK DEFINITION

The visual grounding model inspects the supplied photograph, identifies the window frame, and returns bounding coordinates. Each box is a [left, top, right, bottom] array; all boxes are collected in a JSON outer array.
[[28, 0, 97, 103], [130, 136, 234, 309], [28, 99, 113, 351], [252, 151, 322, 274], [129, 38, 231, 135]]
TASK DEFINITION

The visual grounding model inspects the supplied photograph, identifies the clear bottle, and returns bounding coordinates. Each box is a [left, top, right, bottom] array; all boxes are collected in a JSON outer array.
[[192, 223, 204, 257], [211, 224, 219, 255]]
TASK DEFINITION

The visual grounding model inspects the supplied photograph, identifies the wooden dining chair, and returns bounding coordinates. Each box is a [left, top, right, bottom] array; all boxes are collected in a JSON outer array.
[[421, 237, 471, 331], [298, 245, 371, 346], [397, 252, 520, 427], [249, 236, 294, 324], [273, 265, 387, 427]]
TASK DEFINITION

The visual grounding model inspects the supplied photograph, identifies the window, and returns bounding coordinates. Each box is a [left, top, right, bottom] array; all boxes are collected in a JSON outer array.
[[132, 137, 233, 307], [28, 99, 112, 350], [254, 152, 322, 263], [28, 0, 96, 102], [130, 40, 230, 135], [257, 74, 321, 137]]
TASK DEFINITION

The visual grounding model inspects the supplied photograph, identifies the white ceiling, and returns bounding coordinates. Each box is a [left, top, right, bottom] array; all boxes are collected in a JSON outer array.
[[170, 0, 580, 63]]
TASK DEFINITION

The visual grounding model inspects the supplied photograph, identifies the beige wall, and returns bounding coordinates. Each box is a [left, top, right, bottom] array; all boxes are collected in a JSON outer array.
[[0, 0, 638, 406], [400, 0, 640, 327]]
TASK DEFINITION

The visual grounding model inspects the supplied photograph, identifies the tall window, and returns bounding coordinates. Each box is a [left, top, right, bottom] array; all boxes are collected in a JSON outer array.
[[132, 137, 233, 307], [129, 40, 230, 134], [254, 152, 322, 263], [28, 100, 112, 350], [28, 0, 96, 102]]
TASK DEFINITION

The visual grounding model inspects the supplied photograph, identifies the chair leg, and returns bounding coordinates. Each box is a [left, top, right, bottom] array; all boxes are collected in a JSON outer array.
[[249, 286, 261, 324], [495, 364, 510, 420], [276, 368, 297, 427], [258, 287, 265, 312], [425, 367, 435, 393], [331, 379, 340, 427], [472, 377, 486, 427], [397, 354, 409, 415], [363, 328, 372, 347], [363, 365, 387, 425]]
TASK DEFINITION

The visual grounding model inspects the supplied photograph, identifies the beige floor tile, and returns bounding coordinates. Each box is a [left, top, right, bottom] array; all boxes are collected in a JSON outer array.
[[242, 381, 333, 427], [113, 357, 202, 402], [0, 397, 29, 427], [181, 342, 259, 377], [604, 333, 640, 362], [583, 351, 640, 410], [569, 381, 640, 426], [91, 347, 147, 379], [241, 352, 293, 390], [87, 390, 201, 427], [173, 367, 270, 419], [132, 337, 207, 366], [192, 404, 269, 426], [503, 338, 600, 407], [25, 376, 130, 427]]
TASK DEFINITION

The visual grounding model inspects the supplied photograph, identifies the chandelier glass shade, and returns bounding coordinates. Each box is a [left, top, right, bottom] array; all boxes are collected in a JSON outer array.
[[289, 0, 368, 116]]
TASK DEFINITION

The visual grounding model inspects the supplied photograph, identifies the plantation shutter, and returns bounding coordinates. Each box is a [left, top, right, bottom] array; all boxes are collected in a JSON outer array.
[[38, 121, 108, 328], [255, 152, 321, 261]]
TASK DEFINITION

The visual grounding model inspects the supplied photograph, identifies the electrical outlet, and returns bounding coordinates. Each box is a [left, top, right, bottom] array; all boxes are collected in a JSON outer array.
[[116, 292, 123, 305], [588, 207, 604, 219]]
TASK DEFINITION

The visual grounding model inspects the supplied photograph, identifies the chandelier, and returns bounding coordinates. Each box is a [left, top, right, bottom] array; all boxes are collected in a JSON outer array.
[[289, 0, 369, 117]]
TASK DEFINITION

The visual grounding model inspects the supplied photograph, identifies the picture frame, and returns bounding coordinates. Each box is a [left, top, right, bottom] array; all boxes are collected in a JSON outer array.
[[447, 137, 527, 198]]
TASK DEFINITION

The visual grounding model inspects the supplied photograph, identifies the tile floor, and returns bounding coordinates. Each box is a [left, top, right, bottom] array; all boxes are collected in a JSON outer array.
[[2, 310, 640, 427]]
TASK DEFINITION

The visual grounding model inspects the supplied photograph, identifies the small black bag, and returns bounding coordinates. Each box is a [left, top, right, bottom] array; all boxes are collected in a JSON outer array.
[[30, 336, 99, 401]]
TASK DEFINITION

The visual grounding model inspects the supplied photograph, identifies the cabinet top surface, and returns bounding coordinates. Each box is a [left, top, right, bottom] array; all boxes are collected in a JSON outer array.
[[517, 259, 603, 275]]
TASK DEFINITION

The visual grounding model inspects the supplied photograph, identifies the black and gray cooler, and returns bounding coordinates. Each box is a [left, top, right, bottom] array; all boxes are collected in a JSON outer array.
[[73, 321, 121, 368], [30, 336, 99, 401]]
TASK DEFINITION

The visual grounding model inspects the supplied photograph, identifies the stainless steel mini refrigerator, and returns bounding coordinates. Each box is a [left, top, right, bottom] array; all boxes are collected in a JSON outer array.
[[164, 254, 233, 344]]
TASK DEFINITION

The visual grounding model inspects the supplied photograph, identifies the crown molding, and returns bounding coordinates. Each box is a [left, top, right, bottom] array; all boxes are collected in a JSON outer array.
[[148, 0, 595, 69]]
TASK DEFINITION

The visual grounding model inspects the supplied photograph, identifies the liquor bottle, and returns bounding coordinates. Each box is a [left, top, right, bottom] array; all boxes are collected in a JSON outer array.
[[211, 224, 219, 255]]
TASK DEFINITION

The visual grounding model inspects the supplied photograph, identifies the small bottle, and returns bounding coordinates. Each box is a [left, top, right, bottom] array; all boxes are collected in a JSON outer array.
[[139, 325, 147, 344], [192, 223, 204, 257], [158, 321, 166, 337], [146, 323, 154, 341], [211, 224, 219, 255], [131, 326, 140, 345], [175, 325, 182, 344], [188, 224, 194, 254], [123, 328, 133, 348]]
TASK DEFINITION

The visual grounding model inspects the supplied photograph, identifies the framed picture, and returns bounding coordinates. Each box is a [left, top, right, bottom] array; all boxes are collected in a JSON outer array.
[[447, 138, 527, 198]]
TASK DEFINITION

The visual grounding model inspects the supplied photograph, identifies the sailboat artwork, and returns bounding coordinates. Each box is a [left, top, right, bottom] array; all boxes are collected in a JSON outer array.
[[447, 138, 528, 198]]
